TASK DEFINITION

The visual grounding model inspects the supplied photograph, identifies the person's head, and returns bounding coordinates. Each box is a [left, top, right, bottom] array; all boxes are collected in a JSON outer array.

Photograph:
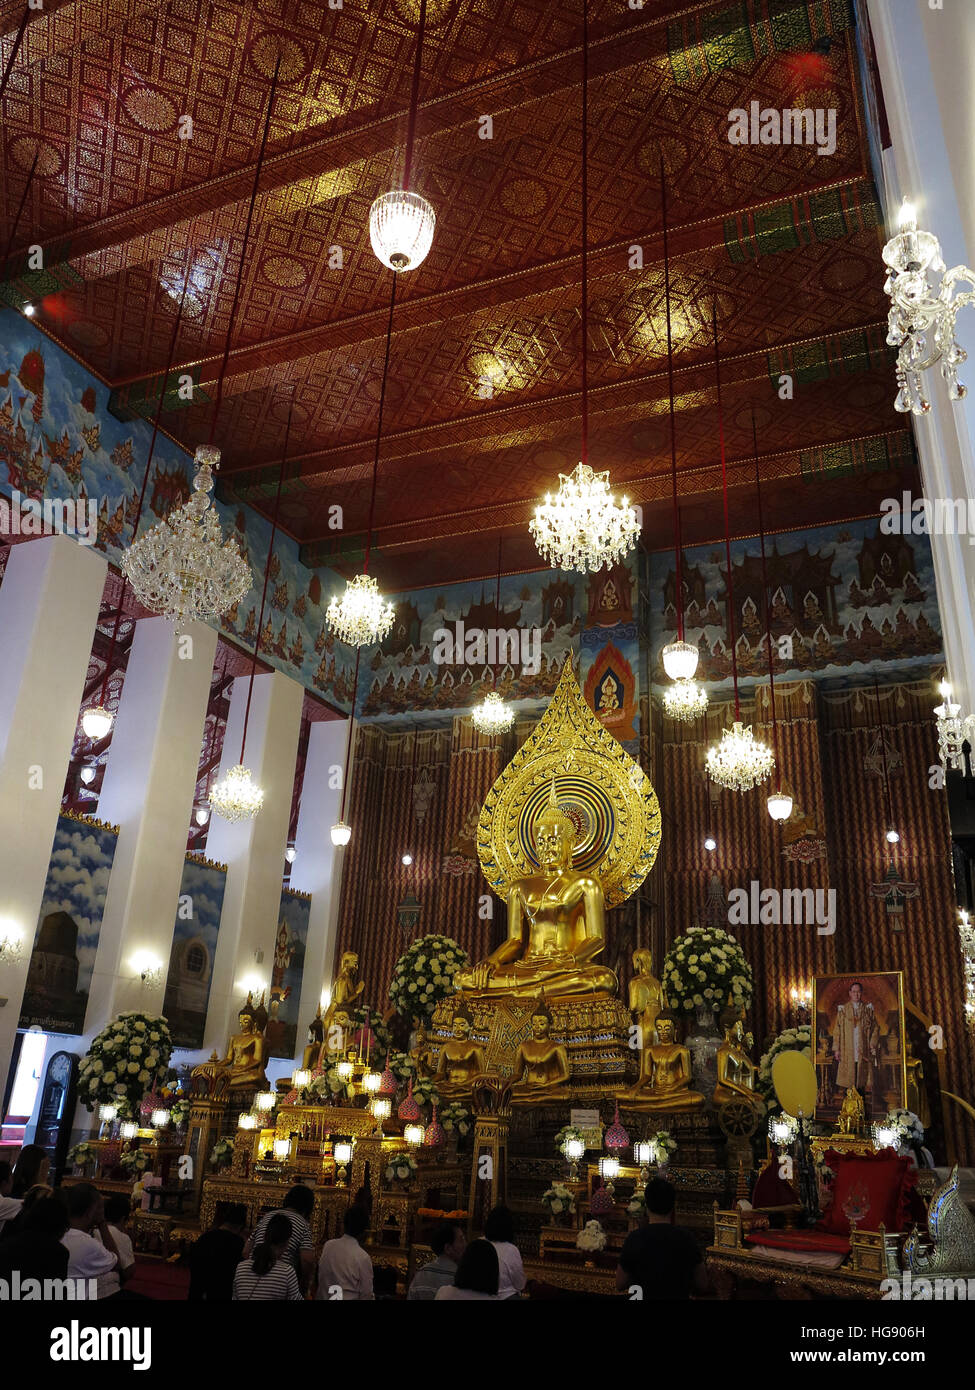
[[454, 1238, 499, 1296], [218, 1202, 247, 1233], [252, 1213, 292, 1277], [64, 1181, 101, 1229], [484, 1204, 515, 1244], [0, 1160, 12, 1195], [20, 1184, 53, 1217], [343, 1204, 369, 1241], [24, 1196, 69, 1241], [430, 1220, 466, 1264], [644, 1177, 676, 1221], [11, 1144, 49, 1197], [533, 779, 576, 870], [283, 1183, 314, 1220], [848, 981, 863, 1001], [104, 1195, 131, 1227]]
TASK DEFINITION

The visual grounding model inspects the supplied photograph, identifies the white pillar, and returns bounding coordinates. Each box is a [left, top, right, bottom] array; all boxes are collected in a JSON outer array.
[[204, 670, 303, 1056], [289, 717, 354, 1059], [868, 0, 975, 712], [84, 619, 218, 1035], [0, 536, 107, 1103]]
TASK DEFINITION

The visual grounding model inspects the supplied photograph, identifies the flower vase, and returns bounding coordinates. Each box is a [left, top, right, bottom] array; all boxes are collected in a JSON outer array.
[[686, 1004, 721, 1095]]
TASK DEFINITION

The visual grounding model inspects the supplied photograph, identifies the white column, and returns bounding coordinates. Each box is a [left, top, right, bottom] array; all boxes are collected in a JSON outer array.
[[289, 717, 354, 1060], [84, 619, 218, 1034], [0, 536, 107, 1103], [868, 0, 975, 712], [204, 670, 303, 1056]]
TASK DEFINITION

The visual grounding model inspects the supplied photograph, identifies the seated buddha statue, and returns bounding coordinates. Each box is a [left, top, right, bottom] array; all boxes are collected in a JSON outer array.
[[434, 1000, 486, 1098], [713, 1008, 760, 1106], [509, 994, 571, 1104], [629, 947, 665, 1048], [192, 994, 267, 1090], [454, 779, 617, 999], [625, 1009, 703, 1111], [323, 951, 364, 1032]]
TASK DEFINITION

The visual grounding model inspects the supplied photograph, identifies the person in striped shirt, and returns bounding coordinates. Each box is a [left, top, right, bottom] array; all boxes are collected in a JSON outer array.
[[233, 1214, 304, 1301]]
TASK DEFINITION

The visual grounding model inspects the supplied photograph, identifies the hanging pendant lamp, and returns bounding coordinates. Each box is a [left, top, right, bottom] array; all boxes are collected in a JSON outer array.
[[326, 279, 397, 647], [210, 392, 295, 823], [369, 0, 435, 271], [471, 536, 515, 735], [750, 410, 792, 821], [530, 0, 639, 574], [705, 307, 774, 793]]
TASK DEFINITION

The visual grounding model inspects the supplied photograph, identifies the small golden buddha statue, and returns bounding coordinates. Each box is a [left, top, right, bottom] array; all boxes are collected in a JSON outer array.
[[836, 1086, 865, 1136], [713, 1007, 759, 1106], [324, 951, 364, 1031], [434, 1000, 486, 1097], [625, 1009, 703, 1111], [629, 947, 665, 1047], [410, 1022, 436, 1079], [192, 994, 267, 1090], [454, 778, 617, 998], [510, 994, 571, 1104]]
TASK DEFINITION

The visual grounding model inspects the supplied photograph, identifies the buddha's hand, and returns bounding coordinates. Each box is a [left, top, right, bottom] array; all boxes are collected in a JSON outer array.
[[470, 961, 494, 990]]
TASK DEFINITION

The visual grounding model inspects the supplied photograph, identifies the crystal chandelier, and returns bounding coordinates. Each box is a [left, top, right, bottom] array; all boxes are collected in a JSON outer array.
[[883, 198, 973, 413], [370, 191, 436, 272], [662, 678, 708, 722], [209, 764, 264, 823], [121, 445, 251, 632], [471, 690, 514, 736], [934, 680, 973, 772], [706, 721, 775, 793], [326, 573, 395, 647], [530, 464, 639, 573], [661, 640, 699, 681]]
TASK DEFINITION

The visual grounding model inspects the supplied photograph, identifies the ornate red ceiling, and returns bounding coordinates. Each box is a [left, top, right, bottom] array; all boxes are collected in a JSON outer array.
[[1, 0, 906, 589]]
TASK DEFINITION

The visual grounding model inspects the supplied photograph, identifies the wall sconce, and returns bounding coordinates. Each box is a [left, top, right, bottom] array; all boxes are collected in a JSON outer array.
[[131, 952, 162, 989], [0, 921, 24, 966]]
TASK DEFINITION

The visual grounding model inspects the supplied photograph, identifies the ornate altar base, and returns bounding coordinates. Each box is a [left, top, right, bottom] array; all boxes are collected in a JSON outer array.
[[431, 990, 636, 1087]]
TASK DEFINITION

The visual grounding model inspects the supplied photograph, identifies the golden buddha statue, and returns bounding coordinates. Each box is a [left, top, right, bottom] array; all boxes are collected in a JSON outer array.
[[302, 1003, 325, 1071], [192, 994, 267, 1090], [509, 994, 571, 1103], [836, 1086, 865, 1135], [713, 1007, 760, 1106], [629, 947, 665, 1047], [455, 779, 617, 999], [410, 1022, 436, 1079], [434, 1000, 486, 1097], [324, 951, 364, 1031], [625, 1009, 703, 1111]]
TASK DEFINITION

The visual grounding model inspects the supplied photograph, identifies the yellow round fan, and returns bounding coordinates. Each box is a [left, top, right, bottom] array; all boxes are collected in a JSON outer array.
[[772, 1050, 818, 1118]]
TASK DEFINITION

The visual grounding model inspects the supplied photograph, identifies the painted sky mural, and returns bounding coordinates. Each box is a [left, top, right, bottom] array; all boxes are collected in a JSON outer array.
[[163, 857, 228, 1050], [19, 815, 118, 1034]]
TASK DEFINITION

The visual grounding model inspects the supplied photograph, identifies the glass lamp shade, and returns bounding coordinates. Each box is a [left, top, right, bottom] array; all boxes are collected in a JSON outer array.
[[404, 1123, 424, 1146], [563, 1138, 585, 1161], [255, 1091, 276, 1112], [336, 1060, 354, 1081], [81, 705, 113, 740], [273, 1138, 291, 1160], [598, 1155, 620, 1181], [151, 1108, 170, 1128], [238, 1112, 258, 1130], [662, 640, 699, 681], [333, 1141, 353, 1165], [99, 1104, 118, 1122], [80, 765, 96, 785], [767, 790, 794, 822], [120, 1122, 138, 1140], [194, 805, 210, 826], [768, 1115, 797, 1147], [873, 1123, 899, 1151], [369, 190, 436, 271], [362, 1071, 382, 1094], [292, 1069, 311, 1090], [633, 1140, 653, 1166], [370, 1098, 391, 1121], [662, 678, 708, 723], [886, 829, 901, 844], [330, 821, 352, 847], [285, 846, 297, 864]]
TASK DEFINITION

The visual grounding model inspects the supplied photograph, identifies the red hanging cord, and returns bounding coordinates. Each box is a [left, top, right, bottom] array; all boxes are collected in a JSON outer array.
[[713, 303, 740, 720], [580, 0, 589, 467], [661, 155, 683, 641], [492, 533, 503, 692], [401, 0, 428, 192], [0, 4, 30, 103], [2, 148, 38, 279], [337, 647, 362, 823], [752, 410, 781, 787], [363, 274, 397, 575], [238, 391, 294, 765], [873, 675, 898, 845]]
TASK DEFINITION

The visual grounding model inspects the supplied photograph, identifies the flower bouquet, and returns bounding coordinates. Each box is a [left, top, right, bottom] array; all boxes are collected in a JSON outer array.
[[627, 1191, 646, 1217], [67, 1141, 97, 1174], [884, 1108, 925, 1150], [439, 1102, 471, 1137], [650, 1129, 677, 1166], [410, 1076, 440, 1112], [388, 1050, 416, 1085], [119, 1148, 151, 1177], [384, 1151, 419, 1186], [756, 1025, 812, 1111], [209, 1138, 234, 1170], [662, 926, 754, 1017], [169, 1098, 191, 1130], [388, 934, 470, 1022], [77, 1012, 173, 1116], [541, 1182, 576, 1223], [554, 1124, 584, 1156], [576, 1220, 607, 1253]]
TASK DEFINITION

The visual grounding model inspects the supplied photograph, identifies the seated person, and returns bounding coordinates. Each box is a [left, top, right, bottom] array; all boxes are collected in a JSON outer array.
[[316, 1204, 373, 1301], [615, 1178, 709, 1301], [95, 1195, 135, 1287], [245, 1184, 315, 1293], [0, 1195, 69, 1284], [407, 1220, 467, 1301], [0, 1160, 21, 1238], [435, 1238, 501, 1301], [60, 1183, 123, 1299], [484, 1204, 526, 1300], [188, 1203, 247, 1300], [232, 1214, 303, 1301]]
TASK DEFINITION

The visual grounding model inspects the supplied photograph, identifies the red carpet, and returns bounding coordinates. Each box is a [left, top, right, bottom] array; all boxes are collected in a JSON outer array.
[[126, 1258, 190, 1300]]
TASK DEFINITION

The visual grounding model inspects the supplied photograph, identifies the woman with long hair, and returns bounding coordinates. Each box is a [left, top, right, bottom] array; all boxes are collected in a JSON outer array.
[[11, 1144, 49, 1198], [232, 1213, 304, 1300], [434, 1238, 500, 1301]]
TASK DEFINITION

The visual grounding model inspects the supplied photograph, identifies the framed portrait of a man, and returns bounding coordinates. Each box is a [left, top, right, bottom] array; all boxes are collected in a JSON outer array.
[[812, 972, 906, 1121]]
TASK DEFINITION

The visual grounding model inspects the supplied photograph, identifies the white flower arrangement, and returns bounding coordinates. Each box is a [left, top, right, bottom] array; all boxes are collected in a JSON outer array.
[[885, 1108, 925, 1147], [209, 1138, 234, 1169], [541, 1182, 576, 1217], [68, 1141, 96, 1170], [439, 1102, 471, 1136], [388, 934, 469, 1022], [78, 1011, 173, 1115], [384, 1151, 419, 1184], [576, 1220, 607, 1253], [554, 1124, 584, 1156], [627, 1191, 647, 1217], [756, 1025, 812, 1110], [169, 1098, 190, 1129], [388, 1050, 416, 1084], [650, 1130, 677, 1164], [119, 1147, 151, 1176], [410, 1076, 440, 1112], [662, 926, 754, 1016], [299, 1069, 355, 1105]]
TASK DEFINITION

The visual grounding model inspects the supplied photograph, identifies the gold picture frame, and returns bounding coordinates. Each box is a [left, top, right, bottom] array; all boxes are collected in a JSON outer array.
[[812, 971, 906, 1121]]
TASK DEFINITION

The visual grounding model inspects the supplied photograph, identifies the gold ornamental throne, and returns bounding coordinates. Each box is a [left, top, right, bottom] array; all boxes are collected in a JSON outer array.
[[444, 658, 662, 1086]]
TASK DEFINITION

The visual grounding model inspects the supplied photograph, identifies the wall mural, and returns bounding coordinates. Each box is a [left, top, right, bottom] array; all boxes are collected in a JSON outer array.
[[19, 813, 119, 1034], [0, 311, 355, 708], [162, 855, 228, 1050], [267, 889, 312, 1060], [649, 518, 942, 689]]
